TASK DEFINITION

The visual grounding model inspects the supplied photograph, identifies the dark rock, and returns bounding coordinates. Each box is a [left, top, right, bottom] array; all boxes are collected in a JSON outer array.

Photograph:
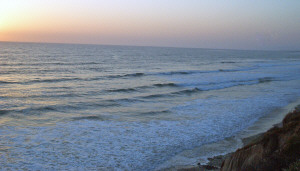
[[178, 164, 218, 171], [202, 165, 219, 170]]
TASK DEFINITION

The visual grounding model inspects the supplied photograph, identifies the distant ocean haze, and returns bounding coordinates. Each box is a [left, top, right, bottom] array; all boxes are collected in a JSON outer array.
[[0, 42, 300, 170]]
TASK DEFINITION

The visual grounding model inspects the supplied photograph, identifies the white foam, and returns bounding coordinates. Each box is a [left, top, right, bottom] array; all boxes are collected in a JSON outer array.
[[1, 80, 300, 170]]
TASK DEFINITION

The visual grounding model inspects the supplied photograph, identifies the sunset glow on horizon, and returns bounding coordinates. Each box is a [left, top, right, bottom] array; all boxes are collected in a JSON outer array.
[[1, 0, 300, 50]]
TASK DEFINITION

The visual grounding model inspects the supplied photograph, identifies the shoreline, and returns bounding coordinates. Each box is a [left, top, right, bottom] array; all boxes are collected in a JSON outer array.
[[159, 98, 300, 171], [164, 133, 264, 171]]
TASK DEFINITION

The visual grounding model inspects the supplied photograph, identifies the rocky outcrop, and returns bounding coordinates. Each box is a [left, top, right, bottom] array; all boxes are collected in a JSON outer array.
[[177, 164, 219, 171], [221, 108, 300, 171]]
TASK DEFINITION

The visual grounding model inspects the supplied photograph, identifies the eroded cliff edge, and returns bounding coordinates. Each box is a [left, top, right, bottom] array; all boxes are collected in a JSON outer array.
[[221, 107, 300, 171]]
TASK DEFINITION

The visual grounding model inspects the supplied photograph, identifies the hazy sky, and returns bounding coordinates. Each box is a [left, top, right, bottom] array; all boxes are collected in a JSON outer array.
[[1, 0, 300, 50]]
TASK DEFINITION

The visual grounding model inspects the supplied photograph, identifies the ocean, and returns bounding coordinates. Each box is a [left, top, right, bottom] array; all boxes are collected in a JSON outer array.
[[0, 42, 300, 170]]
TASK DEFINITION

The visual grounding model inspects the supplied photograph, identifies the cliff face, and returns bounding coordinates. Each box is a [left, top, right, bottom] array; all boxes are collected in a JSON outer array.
[[221, 109, 300, 171]]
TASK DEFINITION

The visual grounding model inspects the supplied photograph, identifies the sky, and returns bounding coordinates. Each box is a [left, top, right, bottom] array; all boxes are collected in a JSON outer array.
[[0, 0, 300, 50]]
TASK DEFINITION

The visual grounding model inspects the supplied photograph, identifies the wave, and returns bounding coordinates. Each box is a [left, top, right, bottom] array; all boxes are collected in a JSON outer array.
[[218, 67, 258, 72], [173, 88, 202, 95], [124, 72, 145, 77], [92, 67, 259, 81], [71, 115, 106, 121], [220, 61, 237, 64], [106, 72, 145, 79], [139, 76, 277, 99], [140, 88, 202, 99], [258, 77, 273, 83], [0, 68, 255, 83], [0, 81, 14, 84], [99, 67, 260, 80], [2, 62, 293, 85], [153, 83, 179, 87], [0, 110, 11, 115], [19, 105, 68, 114], [141, 93, 168, 99], [157, 71, 196, 75], [0, 62, 101, 67], [180, 76, 276, 87], [0, 103, 93, 116], [1, 92, 83, 99], [87, 100, 122, 107], [153, 62, 300, 77], [0, 76, 288, 119], [106, 88, 137, 93], [104, 83, 179, 93], [195, 76, 277, 91], [0, 77, 82, 85], [0, 106, 58, 116], [0, 76, 279, 102], [152, 67, 258, 77], [29, 78, 81, 83], [137, 110, 170, 116]]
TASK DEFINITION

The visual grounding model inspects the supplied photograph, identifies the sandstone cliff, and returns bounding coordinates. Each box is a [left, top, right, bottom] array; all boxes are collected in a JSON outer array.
[[221, 108, 300, 171]]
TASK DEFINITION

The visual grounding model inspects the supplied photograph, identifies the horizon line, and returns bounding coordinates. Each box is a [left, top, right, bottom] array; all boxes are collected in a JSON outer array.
[[0, 40, 298, 52]]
